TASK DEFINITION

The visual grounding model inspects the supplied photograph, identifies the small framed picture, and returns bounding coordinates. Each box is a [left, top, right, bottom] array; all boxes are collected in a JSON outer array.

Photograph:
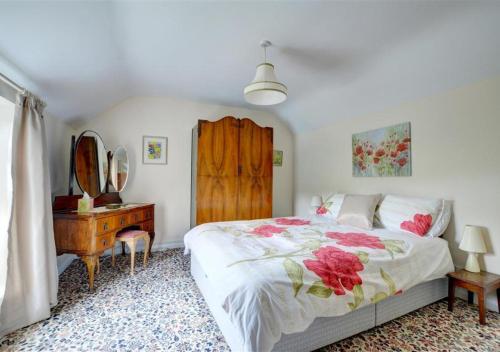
[[143, 136, 168, 164], [273, 150, 283, 167]]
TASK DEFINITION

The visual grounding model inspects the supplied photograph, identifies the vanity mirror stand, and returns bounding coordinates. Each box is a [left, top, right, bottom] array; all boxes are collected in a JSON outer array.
[[53, 130, 155, 291]]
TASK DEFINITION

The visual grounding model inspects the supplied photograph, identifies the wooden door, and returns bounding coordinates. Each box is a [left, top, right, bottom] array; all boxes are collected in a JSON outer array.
[[196, 116, 240, 225], [237, 118, 273, 220]]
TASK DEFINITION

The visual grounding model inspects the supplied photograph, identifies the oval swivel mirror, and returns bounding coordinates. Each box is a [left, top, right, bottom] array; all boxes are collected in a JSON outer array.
[[109, 146, 129, 192], [74, 130, 109, 198]]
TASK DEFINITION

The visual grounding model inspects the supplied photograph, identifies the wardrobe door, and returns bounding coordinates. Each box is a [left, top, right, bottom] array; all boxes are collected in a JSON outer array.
[[196, 116, 240, 225], [238, 118, 273, 220]]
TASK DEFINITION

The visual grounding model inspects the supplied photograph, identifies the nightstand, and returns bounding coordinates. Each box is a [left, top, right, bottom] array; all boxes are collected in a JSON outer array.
[[447, 269, 500, 325]]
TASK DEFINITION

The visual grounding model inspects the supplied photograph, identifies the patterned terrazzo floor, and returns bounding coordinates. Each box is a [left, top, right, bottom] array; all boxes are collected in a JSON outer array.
[[1, 249, 499, 351]]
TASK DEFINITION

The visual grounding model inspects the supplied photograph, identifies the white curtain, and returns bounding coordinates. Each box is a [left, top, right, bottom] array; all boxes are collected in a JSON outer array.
[[0, 93, 58, 337]]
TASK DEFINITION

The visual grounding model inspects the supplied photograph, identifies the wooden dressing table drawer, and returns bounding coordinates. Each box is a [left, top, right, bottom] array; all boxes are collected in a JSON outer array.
[[143, 208, 153, 221], [129, 211, 143, 224], [95, 232, 114, 253], [115, 214, 129, 228], [96, 217, 115, 234], [141, 220, 154, 232]]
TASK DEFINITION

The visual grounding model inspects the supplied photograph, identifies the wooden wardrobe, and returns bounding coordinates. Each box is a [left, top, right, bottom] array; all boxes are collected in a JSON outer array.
[[191, 116, 273, 226]]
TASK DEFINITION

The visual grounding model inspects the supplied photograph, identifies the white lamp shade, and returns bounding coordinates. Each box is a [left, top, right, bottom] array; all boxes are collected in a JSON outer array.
[[459, 225, 486, 253], [310, 195, 323, 207], [244, 63, 287, 105]]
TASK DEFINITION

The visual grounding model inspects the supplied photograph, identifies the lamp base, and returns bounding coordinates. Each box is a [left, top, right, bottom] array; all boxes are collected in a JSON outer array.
[[464, 252, 480, 272]]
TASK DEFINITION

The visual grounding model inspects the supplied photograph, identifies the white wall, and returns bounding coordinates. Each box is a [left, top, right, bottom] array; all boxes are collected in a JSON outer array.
[[76, 96, 294, 247], [295, 76, 500, 276]]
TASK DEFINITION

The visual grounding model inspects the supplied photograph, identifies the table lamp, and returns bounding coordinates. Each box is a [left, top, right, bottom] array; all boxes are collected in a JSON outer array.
[[459, 225, 486, 273]]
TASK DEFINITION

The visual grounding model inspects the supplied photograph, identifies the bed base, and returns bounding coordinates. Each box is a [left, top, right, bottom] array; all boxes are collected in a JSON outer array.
[[191, 253, 447, 352]]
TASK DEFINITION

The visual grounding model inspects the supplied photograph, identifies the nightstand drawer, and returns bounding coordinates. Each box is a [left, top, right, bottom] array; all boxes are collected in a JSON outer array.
[[96, 217, 115, 234]]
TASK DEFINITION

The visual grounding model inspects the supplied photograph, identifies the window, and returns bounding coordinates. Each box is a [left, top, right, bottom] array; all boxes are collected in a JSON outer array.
[[0, 95, 14, 303]]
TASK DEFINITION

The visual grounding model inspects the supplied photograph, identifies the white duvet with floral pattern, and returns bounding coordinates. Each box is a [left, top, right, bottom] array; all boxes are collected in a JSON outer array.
[[184, 217, 454, 352]]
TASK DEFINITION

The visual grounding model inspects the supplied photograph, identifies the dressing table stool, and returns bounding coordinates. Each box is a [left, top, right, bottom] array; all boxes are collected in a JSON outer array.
[[112, 230, 150, 275]]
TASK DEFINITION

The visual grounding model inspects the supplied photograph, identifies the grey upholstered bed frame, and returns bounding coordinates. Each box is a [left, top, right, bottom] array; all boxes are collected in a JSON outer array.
[[191, 253, 447, 352]]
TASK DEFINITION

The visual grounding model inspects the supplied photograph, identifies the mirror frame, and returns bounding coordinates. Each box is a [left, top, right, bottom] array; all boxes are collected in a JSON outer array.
[[74, 130, 109, 197], [109, 145, 129, 193]]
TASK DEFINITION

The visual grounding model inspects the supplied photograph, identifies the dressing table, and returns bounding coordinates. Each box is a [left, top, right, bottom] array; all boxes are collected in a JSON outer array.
[[53, 131, 155, 290]]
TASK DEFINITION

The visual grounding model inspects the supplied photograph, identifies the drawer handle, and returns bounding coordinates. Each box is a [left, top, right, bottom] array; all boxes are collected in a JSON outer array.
[[120, 217, 126, 226], [102, 239, 107, 246], [103, 223, 109, 231]]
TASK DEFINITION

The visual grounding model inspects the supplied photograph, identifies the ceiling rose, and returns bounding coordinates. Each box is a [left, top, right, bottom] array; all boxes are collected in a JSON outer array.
[[244, 40, 287, 106]]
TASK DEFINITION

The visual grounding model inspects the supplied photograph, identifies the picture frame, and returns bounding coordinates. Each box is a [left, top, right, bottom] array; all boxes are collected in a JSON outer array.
[[352, 122, 411, 177], [273, 150, 283, 167], [143, 135, 168, 165]]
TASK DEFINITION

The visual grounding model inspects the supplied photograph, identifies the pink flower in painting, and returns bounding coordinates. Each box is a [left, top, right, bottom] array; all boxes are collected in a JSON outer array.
[[398, 158, 407, 167], [326, 232, 385, 249], [397, 143, 408, 152], [400, 214, 433, 236], [366, 149, 373, 156], [373, 157, 380, 164], [303, 246, 364, 295], [249, 225, 286, 237], [275, 218, 311, 226], [355, 145, 363, 155], [316, 206, 328, 215], [375, 149, 385, 158]]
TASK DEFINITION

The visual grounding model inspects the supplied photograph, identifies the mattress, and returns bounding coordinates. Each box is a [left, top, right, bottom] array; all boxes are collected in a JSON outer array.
[[184, 216, 454, 352]]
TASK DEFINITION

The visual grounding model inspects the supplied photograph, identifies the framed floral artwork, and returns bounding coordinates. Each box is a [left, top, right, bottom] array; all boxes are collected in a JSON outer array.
[[143, 136, 168, 164], [352, 122, 411, 177], [273, 150, 283, 166]]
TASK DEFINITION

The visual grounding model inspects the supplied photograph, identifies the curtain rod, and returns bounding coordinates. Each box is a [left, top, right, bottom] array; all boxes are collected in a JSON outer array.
[[0, 72, 26, 94]]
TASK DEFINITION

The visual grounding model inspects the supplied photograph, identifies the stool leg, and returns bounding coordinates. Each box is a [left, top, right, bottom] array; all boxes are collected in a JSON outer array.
[[128, 239, 136, 276], [96, 257, 100, 274], [111, 245, 116, 267], [144, 234, 150, 267]]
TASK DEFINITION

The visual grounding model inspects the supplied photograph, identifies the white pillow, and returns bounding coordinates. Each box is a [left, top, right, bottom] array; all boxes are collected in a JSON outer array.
[[426, 200, 452, 237], [337, 194, 381, 230], [376, 195, 443, 237], [314, 193, 345, 219]]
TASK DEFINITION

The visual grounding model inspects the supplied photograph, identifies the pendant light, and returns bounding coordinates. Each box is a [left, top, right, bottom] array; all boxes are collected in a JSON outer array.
[[244, 40, 287, 105]]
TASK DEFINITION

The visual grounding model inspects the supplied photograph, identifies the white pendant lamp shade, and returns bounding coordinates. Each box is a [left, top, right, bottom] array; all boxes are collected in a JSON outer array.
[[244, 40, 287, 106]]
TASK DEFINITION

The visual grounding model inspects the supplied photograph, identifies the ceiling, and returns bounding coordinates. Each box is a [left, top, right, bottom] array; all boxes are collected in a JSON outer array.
[[0, 1, 499, 131]]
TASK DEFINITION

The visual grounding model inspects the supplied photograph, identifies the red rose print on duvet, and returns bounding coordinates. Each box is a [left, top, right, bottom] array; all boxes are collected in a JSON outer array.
[[303, 246, 364, 295], [249, 225, 286, 238], [275, 218, 311, 226], [400, 214, 432, 236], [316, 206, 328, 215], [326, 232, 385, 249]]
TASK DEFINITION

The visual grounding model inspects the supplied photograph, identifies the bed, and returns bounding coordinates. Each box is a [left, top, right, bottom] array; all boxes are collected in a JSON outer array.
[[184, 216, 454, 352]]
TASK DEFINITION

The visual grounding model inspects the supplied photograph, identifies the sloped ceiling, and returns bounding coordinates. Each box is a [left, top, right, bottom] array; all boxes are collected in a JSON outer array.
[[0, 1, 499, 131]]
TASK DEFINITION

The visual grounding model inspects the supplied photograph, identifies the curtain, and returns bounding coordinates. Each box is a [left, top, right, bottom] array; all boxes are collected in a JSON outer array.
[[0, 93, 58, 337]]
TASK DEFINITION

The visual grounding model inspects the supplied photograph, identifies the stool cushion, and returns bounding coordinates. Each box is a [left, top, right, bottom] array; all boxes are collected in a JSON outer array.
[[116, 230, 148, 239]]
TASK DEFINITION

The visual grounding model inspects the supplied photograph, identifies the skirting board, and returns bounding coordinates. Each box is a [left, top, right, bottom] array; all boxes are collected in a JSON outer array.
[[56, 239, 185, 275]]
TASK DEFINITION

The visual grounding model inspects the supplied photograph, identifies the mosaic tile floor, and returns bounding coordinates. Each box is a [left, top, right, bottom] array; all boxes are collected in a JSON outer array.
[[1, 249, 499, 351]]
